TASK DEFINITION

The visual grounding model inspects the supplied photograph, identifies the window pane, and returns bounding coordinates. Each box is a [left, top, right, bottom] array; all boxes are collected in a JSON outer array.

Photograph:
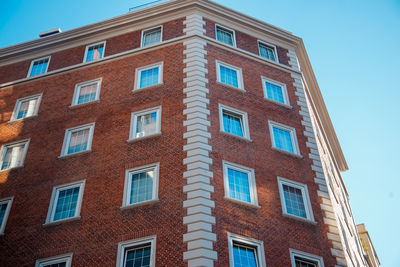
[[130, 170, 154, 204], [259, 44, 276, 61], [233, 243, 258, 267], [265, 82, 284, 103], [124, 244, 151, 267], [216, 27, 234, 46], [1, 144, 24, 170], [86, 44, 104, 62], [273, 127, 294, 153], [68, 129, 90, 154], [143, 28, 161, 47], [30, 58, 49, 77], [227, 168, 250, 203], [295, 257, 318, 267], [223, 111, 243, 137], [283, 184, 307, 218], [140, 67, 159, 88], [136, 112, 157, 138], [53, 187, 80, 221], [78, 83, 98, 104], [44, 262, 67, 267], [220, 65, 238, 88], [17, 98, 38, 119], [0, 203, 8, 226]]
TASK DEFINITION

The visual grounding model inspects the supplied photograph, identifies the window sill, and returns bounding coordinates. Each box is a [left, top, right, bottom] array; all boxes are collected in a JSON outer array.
[[127, 132, 162, 143], [0, 165, 24, 173], [58, 150, 92, 159], [216, 81, 246, 93], [8, 115, 38, 124], [282, 213, 317, 225], [69, 99, 100, 109], [264, 98, 292, 109], [132, 83, 164, 93], [224, 197, 260, 209], [271, 147, 303, 159], [42, 216, 81, 227], [220, 131, 252, 142], [120, 199, 160, 210]]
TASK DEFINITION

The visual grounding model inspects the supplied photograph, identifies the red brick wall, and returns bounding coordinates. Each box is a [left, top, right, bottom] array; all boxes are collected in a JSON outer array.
[[0, 44, 186, 267], [205, 44, 336, 266], [48, 45, 86, 71], [0, 60, 31, 85]]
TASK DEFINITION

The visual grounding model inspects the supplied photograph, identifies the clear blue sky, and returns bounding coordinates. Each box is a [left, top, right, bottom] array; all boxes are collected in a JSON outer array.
[[1, 0, 399, 265]]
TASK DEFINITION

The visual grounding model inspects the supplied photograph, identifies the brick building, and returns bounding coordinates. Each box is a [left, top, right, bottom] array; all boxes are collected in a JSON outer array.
[[0, 0, 375, 266]]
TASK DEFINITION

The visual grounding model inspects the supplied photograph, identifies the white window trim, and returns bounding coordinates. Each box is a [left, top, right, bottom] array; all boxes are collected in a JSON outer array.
[[116, 235, 157, 267], [134, 62, 163, 91], [216, 60, 244, 91], [122, 163, 160, 208], [27, 56, 51, 78], [268, 120, 300, 156], [261, 76, 290, 107], [35, 253, 73, 267], [215, 24, 236, 47], [277, 177, 315, 222], [10, 93, 42, 121], [140, 25, 163, 47], [289, 249, 324, 267], [222, 160, 258, 207], [0, 139, 30, 171], [218, 103, 250, 140], [45, 180, 85, 224], [228, 232, 266, 267], [83, 41, 106, 63], [129, 106, 162, 141], [71, 78, 102, 106], [257, 40, 278, 62], [60, 122, 95, 157], [0, 196, 13, 235]]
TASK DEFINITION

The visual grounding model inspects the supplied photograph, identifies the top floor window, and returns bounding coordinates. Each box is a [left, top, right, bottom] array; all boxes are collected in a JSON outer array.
[[28, 56, 50, 77], [141, 26, 162, 47], [258, 41, 277, 62], [84, 42, 105, 62], [216, 25, 235, 46]]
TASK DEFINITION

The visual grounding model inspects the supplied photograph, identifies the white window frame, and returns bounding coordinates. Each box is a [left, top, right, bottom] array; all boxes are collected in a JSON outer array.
[[218, 104, 250, 140], [0, 196, 13, 235], [141, 26, 163, 47], [122, 163, 160, 208], [268, 120, 300, 156], [134, 62, 163, 91], [222, 160, 258, 206], [83, 41, 106, 63], [45, 180, 85, 224], [216, 60, 244, 91], [71, 78, 102, 106], [261, 77, 290, 106], [277, 177, 314, 222], [228, 233, 266, 267], [27, 56, 51, 77], [289, 249, 324, 267], [129, 106, 162, 141], [258, 40, 278, 62], [35, 253, 73, 267], [10, 93, 42, 121], [116, 235, 157, 267], [215, 24, 236, 47], [0, 139, 30, 171], [60, 122, 95, 157]]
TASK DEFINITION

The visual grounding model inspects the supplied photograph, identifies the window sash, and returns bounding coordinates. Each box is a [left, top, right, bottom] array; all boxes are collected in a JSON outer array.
[[1, 144, 25, 170], [259, 43, 276, 61], [222, 111, 244, 137], [272, 126, 294, 153], [283, 184, 307, 218], [135, 112, 157, 138], [86, 44, 104, 62], [0, 203, 8, 227], [124, 244, 152, 267], [139, 67, 159, 88], [29, 58, 49, 77], [67, 128, 90, 154], [216, 26, 234, 46], [143, 28, 161, 47], [129, 170, 154, 204], [265, 82, 284, 104], [52, 186, 80, 221], [227, 168, 251, 203], [77, 83, 98, 104], [232, 242, 259, 267], [17, 98, 38, 119], [219, 65, 238, 88], [295, 257, 318, 267]]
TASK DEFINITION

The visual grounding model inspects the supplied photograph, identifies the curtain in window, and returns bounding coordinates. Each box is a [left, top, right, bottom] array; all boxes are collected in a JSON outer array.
[[30, 58, 49, 77], [220, 66, 238, 87], [86, 44, 104, 62], [265, 82, 284, 103], [17, 99, 37, 119], [259, 44, 276, 61], [223, 112, 243, 137], [136, 112, 157, 138], [273, 127, 293, 153], [68, 129, 89, 154], [78, 83, 97, 104], [140, 67, 159, 88], [54, 187, 80, 221], [216, 27, 234, 46], [283, 185, 306, 218], [143, 28, 161, 47], [130, 170, 154, 204], [227, 168, 250, 203], [1, 145, 24, 170], [232, 243, 258, 267]]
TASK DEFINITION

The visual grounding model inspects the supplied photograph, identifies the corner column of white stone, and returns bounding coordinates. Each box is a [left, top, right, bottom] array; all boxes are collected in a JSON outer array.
[[182, 13, 217, 267], [291, 72, 347, 267]]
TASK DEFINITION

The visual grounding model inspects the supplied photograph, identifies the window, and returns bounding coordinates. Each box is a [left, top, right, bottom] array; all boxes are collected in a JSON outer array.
[[129, 107, 161, 140], [0, 139, 30, 171], [134, 62, 163, 90], [71, 78, 101, 106], [258, 41, 277, 62], [35, 253, 73, 267], [28, 56, 50, 77], [0, 197, 13, 235], [60, 123, 95, 156], [141, 26, 162, 47], [11, 93, 42, 121], [84, 41, 105, 62], [45, 180, 85, 224], [218, 104, 250, 139], [223, 161, 258, 206], [228, 233, 266, 267], [277, 177, 314, 221], [262, 77, 290, 106], [116, 236, 156, 267], [216, 61, 244, 90], [216, 25, 235, 46], [123, 163, 159, 207], [289, 249, 324, 267], [268, 121, 300, 155]]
